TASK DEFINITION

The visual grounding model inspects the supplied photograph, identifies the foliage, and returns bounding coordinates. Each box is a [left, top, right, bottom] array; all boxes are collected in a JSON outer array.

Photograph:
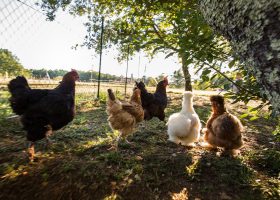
[[194, 59, 276, 123], [145, 77, 157, 87], [199, 0, 280, 116], [0, 91, 12, 119], [37, 0, 279, 132], [30, 69, 119, 82], [170, 69, 184, 88], [0, 49, 30, 77], [38, 0, 229, 90], [272, 118, 280, 140]]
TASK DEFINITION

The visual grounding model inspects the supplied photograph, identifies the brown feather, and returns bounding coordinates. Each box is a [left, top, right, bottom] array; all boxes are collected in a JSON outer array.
[[204, 95, 243, 150], [106, 88, 144, 139]]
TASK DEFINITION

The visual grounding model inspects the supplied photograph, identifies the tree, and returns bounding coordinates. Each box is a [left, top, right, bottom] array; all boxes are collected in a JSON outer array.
[[171, 69, 184, 88], [30, 68, 119, 82], [199, 0, 280, 115], [0, 49, 29, 77], [39, 0, 229, 91]]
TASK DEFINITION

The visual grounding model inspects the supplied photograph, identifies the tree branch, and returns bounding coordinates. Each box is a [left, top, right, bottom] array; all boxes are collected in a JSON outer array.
[[202, 61, 258, 96], [151, 21, 180, 52]]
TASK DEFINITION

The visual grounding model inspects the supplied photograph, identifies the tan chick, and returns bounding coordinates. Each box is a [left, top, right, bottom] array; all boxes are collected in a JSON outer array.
[[106, 88, 144, 147], [202, 95, 243, 154]]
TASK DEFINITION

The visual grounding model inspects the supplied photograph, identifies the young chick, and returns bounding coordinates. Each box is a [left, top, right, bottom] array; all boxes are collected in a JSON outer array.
[[167, 91, 201, 146], [106, 89, 144, 147], [202, 95, 243, 153]]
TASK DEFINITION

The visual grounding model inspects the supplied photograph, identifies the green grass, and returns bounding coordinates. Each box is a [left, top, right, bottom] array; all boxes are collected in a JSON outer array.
[[0, 93, 279, 200], [0, 91, 13, 118]]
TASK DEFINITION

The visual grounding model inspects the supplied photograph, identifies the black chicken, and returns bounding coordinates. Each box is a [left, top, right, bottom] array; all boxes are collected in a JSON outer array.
[[135, 77, 168, 121], [8, 69, 79, 161]]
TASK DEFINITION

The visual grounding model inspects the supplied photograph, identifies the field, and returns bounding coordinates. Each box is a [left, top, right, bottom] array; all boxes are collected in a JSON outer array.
[[0, 89, 279, 200]]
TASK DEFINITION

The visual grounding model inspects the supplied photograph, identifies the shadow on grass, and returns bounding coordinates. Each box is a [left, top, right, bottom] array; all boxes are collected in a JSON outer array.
[[183, 151, 266, 200]]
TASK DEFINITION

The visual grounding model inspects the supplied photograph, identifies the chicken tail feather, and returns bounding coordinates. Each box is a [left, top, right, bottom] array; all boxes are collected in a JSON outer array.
[[8, 76, 31, 115], [107, 89, 116, 101]]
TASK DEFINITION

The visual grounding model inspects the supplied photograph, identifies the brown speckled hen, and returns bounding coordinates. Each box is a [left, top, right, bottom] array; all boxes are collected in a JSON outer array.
[[106, 88, 144, 147]]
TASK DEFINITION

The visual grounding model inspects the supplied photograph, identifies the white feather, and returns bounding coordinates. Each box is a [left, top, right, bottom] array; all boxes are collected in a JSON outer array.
[[167, 91, 201, 146]]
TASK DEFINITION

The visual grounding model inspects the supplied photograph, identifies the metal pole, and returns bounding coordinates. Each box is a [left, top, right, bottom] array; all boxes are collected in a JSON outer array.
[[137, 53, 140, 79], [97, 16, 104, 99], [124, 45, 129, 97]]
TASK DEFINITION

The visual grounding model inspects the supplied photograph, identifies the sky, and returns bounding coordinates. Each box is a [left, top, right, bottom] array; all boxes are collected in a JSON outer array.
[[0, 0, 183, 78]]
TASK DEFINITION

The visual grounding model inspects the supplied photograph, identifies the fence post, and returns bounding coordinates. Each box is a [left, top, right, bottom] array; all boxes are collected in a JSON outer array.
[[124, 44, 129, 97], [97, 16, 104, 99]]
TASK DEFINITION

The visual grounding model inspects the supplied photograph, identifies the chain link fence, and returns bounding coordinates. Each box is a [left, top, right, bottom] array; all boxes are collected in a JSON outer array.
[[0, 0, 140, 119]]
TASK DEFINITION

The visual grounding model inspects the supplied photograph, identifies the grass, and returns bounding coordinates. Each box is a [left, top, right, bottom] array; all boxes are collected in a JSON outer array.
[[0, 92, 279, 200]]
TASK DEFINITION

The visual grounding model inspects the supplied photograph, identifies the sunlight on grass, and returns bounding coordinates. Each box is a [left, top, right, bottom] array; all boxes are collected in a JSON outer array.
[[185, 160, 200, 180], [103, 193, 118, 200], [0, 91, 13, 119], [170, 188, 189, 200], [82, 131, 118, 150], [0, 162, 30, 180], [0, 92, 279, 199]]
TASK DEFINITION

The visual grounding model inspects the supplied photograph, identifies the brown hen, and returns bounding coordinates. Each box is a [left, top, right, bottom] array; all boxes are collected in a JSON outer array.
[[202, 95, 243, 154], [106, 88, 144, 147]]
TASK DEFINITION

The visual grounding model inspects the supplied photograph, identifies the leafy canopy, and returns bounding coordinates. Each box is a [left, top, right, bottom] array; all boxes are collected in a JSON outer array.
[[0, 49, 29, 77], [39, 0, 229, 64]]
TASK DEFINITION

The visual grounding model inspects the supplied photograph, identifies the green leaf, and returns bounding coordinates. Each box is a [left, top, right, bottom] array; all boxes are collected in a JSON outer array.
[[184, 59, 193, 66], [202, 69, 211, 75], [210, 73, 217, 80], [249, 116, 259, 121], [152, 46, 164, 54], [228, 59, 236, 68], [240, 113, 249, 118], [202, 75, 209, 81], [165, 52, 176, 59], [248, 105, 262, 112]]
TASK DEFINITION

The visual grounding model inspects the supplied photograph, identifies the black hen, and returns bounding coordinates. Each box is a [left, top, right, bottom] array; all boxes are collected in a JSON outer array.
[[8, 70, 79, 161], [135, 77, 168, 121]]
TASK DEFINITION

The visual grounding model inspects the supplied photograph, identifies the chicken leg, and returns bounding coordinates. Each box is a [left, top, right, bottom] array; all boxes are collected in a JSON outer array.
[[28, 142, 35, 162]]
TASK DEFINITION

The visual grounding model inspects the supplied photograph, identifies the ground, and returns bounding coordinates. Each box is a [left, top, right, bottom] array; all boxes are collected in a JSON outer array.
[[0, 92, 279, 200]]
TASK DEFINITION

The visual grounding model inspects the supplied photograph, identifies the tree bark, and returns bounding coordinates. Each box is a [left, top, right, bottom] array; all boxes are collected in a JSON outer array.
[[181, 54, 192, 91], [199, 0, 280, 115]]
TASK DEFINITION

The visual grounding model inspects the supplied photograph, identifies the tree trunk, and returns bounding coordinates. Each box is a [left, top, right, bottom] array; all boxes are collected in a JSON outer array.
[[181, 54, 192, 91], [199, 0, 280, 115]]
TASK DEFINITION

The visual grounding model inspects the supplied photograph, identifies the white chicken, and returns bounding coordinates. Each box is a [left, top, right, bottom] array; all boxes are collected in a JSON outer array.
[[167, 91, 201, 146]]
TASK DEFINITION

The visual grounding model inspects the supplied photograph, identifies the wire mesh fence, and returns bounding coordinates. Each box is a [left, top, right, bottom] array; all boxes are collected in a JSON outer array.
[[1, 0, 47, 48], [0, 0, 140, 118]]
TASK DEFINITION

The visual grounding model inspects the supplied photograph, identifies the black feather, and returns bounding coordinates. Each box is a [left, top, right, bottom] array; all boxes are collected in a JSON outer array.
[[8, 72, 77, 142]]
